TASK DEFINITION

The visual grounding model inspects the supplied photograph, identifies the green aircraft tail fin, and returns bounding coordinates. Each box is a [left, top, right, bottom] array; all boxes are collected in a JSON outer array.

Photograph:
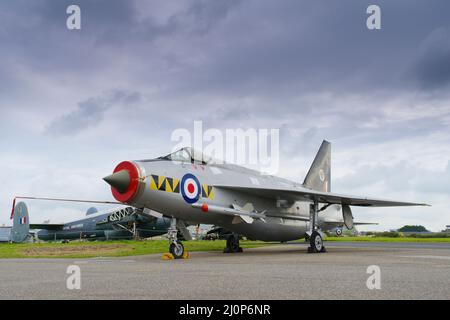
[[303, 140, 331, 192]]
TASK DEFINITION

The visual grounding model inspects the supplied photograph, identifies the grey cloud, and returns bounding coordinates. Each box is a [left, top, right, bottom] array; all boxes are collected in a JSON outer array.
[[97, 0, 243, 43], [0, 0, 242, 54], [164, 0, 450, 97], [335, 161, 450, 196], [410, 27, 450, 89], [179, 0, 243, 35], [45, 90, 141, 136], [2, 0, 450, 102]]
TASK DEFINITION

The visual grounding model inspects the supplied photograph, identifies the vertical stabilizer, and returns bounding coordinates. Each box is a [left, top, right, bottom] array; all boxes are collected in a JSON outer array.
[[11, 202, 30, 243], [303, 140, 331, 192]]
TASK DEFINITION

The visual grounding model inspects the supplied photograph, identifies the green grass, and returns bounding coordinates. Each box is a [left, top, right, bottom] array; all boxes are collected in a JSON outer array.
[[0, 240, 270, 259], [326, 236, 450, 243], [3, 236, 447, 259]]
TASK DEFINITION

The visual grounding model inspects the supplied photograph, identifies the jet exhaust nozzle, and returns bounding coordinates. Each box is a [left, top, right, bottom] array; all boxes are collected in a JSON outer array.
[[103, 170, 131, 194]]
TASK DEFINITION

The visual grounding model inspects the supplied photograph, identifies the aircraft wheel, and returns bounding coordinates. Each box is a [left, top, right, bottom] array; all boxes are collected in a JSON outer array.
[[224, 234, 242, 253], [169, 242, 185, 259], [230, 241, 240, 253], [309, 231, 324, 253], [224, 236, 234, 253]]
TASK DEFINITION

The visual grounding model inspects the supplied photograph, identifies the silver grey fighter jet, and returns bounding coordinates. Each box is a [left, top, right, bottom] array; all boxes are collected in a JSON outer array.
[[102, 141, 428, 258]]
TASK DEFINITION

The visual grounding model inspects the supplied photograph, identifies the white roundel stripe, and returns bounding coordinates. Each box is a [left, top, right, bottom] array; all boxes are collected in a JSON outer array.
[[183, 178, 198, 198], [181, 174, 201, 204]]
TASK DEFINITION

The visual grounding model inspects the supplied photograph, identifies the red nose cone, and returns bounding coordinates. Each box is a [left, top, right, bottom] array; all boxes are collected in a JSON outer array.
[[109, 161, 140, 203]]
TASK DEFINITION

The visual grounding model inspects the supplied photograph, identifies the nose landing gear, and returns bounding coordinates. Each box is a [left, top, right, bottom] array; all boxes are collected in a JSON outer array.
[[163, 218, 189, 260], [169, 241, 185, 259]]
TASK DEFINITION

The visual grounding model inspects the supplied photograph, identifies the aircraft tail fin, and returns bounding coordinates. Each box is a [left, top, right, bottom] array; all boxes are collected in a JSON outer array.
[[86, 207, 98, 216], [303, 140, 331, 192], [11, 202, 30, 243]]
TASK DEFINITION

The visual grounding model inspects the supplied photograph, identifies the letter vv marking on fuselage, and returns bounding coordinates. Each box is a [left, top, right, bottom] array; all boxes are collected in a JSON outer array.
[[149, 174, 214, 199]]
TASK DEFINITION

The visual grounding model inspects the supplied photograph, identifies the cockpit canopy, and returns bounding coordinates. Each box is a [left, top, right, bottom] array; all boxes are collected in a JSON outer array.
[[158, 147, 211, 165]]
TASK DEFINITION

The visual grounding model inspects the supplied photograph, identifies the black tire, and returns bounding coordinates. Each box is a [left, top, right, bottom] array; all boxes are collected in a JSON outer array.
[[224, 236, 233, 253], [169, 242, 184, 259], [309, 231, 323, 253], [224, 234, 242, 253], [231, 242, 240, 253]]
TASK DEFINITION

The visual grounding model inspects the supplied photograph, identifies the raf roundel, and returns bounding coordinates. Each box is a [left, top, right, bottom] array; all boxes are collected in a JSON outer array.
[[319, 169, 325, 182], [181, 174, 201, 204]]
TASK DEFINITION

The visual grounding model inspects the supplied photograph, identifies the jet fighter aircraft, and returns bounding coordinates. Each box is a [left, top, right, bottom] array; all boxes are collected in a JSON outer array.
[[102, 141, 428, 258]]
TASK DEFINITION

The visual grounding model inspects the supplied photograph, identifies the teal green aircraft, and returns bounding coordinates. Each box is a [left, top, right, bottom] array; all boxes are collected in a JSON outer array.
[[9, 201, 170, 243]]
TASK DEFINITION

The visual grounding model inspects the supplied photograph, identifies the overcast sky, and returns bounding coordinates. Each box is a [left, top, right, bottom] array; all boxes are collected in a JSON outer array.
[[1, 0, 449, 231]]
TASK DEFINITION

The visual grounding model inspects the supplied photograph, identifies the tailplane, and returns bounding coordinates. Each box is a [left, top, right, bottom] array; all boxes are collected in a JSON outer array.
[[303, 140, 331, 192]]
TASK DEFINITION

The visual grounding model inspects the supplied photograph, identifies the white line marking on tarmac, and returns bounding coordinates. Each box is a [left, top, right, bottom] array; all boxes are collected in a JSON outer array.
[[73, 259, 136, 264], [399, 255, 450, 260]]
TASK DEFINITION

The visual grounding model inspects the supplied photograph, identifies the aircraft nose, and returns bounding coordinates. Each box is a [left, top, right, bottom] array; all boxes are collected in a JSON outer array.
[[103, 170, 130, 194]]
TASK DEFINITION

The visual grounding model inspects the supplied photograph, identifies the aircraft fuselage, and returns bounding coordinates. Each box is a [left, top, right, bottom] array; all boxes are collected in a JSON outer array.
[[110, 159, 336, 242]]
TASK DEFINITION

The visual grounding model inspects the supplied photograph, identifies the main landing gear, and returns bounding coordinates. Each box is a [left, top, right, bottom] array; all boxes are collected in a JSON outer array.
[[224, 233, 243, 253], [307, 200, 326, 253], [164, 218, 188, 260], [308, 231, 326, 253]]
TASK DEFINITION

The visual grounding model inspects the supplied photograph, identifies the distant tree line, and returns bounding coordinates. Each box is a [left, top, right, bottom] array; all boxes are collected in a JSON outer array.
[[397, 225, 429, 232]]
